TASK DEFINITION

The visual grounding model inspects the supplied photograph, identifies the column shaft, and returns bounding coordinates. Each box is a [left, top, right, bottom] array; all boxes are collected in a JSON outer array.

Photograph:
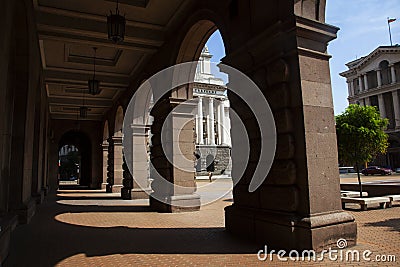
[[206, 115, 211, 145], [219, 100, 225, 145], [112, 136, 124, 193], [392, 90, 400, 128], [378, 94, 386, 118], [358, 76, 363, 92], [364, 97, 371, 106], [101, 142, 109, 190], [390, 65, 397, 84], [217, 101, 222, 145], [363, 74, 368, 91], [198, 97, 204, 145], [377, 69, 382, 87], [209, 98, 215, 145]]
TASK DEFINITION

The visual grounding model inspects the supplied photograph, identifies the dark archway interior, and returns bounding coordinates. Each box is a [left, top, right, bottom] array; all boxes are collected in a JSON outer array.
[[58, 131, 92, 187]]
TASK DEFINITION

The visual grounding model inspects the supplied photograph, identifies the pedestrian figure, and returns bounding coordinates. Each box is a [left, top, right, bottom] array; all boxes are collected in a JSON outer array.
[[206, 154, 215, 182]]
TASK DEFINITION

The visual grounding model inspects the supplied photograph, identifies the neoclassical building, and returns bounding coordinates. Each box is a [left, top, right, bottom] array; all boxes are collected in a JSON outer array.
[[193, 46, 232, 176], [0, 0, 357, 262], [340, 46, 400, 167]]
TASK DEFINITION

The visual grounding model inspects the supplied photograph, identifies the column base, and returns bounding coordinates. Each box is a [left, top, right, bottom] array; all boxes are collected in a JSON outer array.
[[122, 188, 151, 200], [132, 188, 151, 199], [32, 189, 45, 204], [16, 199, 37, 224], [101, 183, 108, 190], [111, 184, 123, 193], [0, 215, 18, 265], [150, 193, 201, 212], [225, 205, 357, 252], [106, 184, 113, 193]]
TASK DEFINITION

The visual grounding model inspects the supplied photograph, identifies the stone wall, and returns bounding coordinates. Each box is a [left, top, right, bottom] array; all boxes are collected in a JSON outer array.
[[195, 145, 231, 176]]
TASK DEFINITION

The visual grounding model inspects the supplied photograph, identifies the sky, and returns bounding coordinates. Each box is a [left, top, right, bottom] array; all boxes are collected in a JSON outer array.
[[205, 0, 400, 115]]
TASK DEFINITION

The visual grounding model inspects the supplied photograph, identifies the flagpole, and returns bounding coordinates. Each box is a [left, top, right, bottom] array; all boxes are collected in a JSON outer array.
[[388, 17, 393, 46]]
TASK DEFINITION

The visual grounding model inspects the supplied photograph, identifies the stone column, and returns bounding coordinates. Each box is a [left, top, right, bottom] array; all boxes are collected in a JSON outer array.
[[390, 64, 397, 84], [106, 137, 114, 193], [364, 97, 371, 106], [392, 90, 400, 128], [350, 80, 355, 95], [195, 115, 199, 144], [149, 97, 200, 212], [347, 81, 351, 96], [223, 16, 356, 251], [217, 101, 222, 145], [363, 74, 368, 91], [358, 75, 364, 92], [101, 141, 109, 190], [112, 135, 124, 193], [378, 94, 386, 118], [206, 115, 211, 145], [121, 156, 133, 199], [377, 69, 382, 87], [209, 97, 215, 145], [130, 124, 152, 199], [219, 100, 226, 145], [197, 97, 204, 144]]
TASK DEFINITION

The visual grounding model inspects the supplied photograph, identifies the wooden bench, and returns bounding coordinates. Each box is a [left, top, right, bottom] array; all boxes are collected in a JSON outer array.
[[383, 195, 400, 208], [341, 191, 368, 197], [341, 196, 391, 210]]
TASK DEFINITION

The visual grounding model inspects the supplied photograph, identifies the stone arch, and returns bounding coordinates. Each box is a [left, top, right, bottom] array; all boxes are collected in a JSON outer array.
[[103, 120, 110, 141], [379, 60, 391, 85], [294, 0, 326, 22], [148, 18, 230, 211], [176, 20, 218, 64], [114, 106, 124, 137]]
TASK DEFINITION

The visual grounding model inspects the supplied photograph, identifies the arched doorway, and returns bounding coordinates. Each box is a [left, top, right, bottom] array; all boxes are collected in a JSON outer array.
[[148, 18, 227, 212], [58, 131, 92, 187], [58, 145, 81, 185]]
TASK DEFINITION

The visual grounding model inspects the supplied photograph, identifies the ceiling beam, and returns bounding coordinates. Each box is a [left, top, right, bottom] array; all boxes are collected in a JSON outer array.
[[51, 113, 104, 121], [104, 0, 150, 9], [36, 10, 164, 48], [38, 31, 158, 54], [46, 80, 127, 90], [36, 4, 160, 30], [49, 97, 113, 108], [44, 68, 131, 87]]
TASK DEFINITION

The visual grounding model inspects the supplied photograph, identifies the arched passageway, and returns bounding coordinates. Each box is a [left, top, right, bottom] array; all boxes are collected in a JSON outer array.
[[0, 0, 360, 260], [58, 131, 92, 187]]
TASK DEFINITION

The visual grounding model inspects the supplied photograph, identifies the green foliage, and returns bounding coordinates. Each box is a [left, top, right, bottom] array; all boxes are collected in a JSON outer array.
[[335, 104, 389, 166]]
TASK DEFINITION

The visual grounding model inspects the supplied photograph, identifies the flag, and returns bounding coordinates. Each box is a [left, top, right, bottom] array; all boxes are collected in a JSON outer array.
[[388, 18, 397, 23]]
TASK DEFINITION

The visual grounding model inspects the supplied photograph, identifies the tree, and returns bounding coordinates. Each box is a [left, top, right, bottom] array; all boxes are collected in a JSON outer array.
[[335, 104, 389, 197]]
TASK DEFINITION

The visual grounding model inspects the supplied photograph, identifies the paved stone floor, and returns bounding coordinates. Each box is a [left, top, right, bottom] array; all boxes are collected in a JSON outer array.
[[4, 180, 400, 266]]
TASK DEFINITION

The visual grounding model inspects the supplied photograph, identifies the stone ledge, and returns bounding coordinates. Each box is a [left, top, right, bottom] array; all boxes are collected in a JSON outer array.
[[0, 215, 18, 265], [150, 193, 200, 212], [225, 205, 357, 252]]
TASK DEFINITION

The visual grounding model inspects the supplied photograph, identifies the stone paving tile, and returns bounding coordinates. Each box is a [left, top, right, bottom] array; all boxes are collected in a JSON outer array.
[[4, 181, 400, 267]]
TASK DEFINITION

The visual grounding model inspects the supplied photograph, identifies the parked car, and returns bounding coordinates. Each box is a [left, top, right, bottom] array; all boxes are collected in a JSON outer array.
[[361, 166, 392, 176]]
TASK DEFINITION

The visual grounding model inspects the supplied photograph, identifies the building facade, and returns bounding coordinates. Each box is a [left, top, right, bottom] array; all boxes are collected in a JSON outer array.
[[193, 46, 232, 176], [340, 46, 400, 168]]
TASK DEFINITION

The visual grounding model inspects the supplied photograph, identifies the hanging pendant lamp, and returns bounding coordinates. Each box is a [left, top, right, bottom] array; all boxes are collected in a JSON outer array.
[[107, 0, 126, 43], [88, 47, 100, 95]]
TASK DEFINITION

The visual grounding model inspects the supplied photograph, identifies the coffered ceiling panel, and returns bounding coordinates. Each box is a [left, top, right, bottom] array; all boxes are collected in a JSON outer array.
[[36, 0, 191, 121], [37, 0, 186, 26]]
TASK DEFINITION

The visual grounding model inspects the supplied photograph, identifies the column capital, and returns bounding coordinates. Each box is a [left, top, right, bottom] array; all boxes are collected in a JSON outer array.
[[102, 141, 109, 150], [112, 135, 123, 145]]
